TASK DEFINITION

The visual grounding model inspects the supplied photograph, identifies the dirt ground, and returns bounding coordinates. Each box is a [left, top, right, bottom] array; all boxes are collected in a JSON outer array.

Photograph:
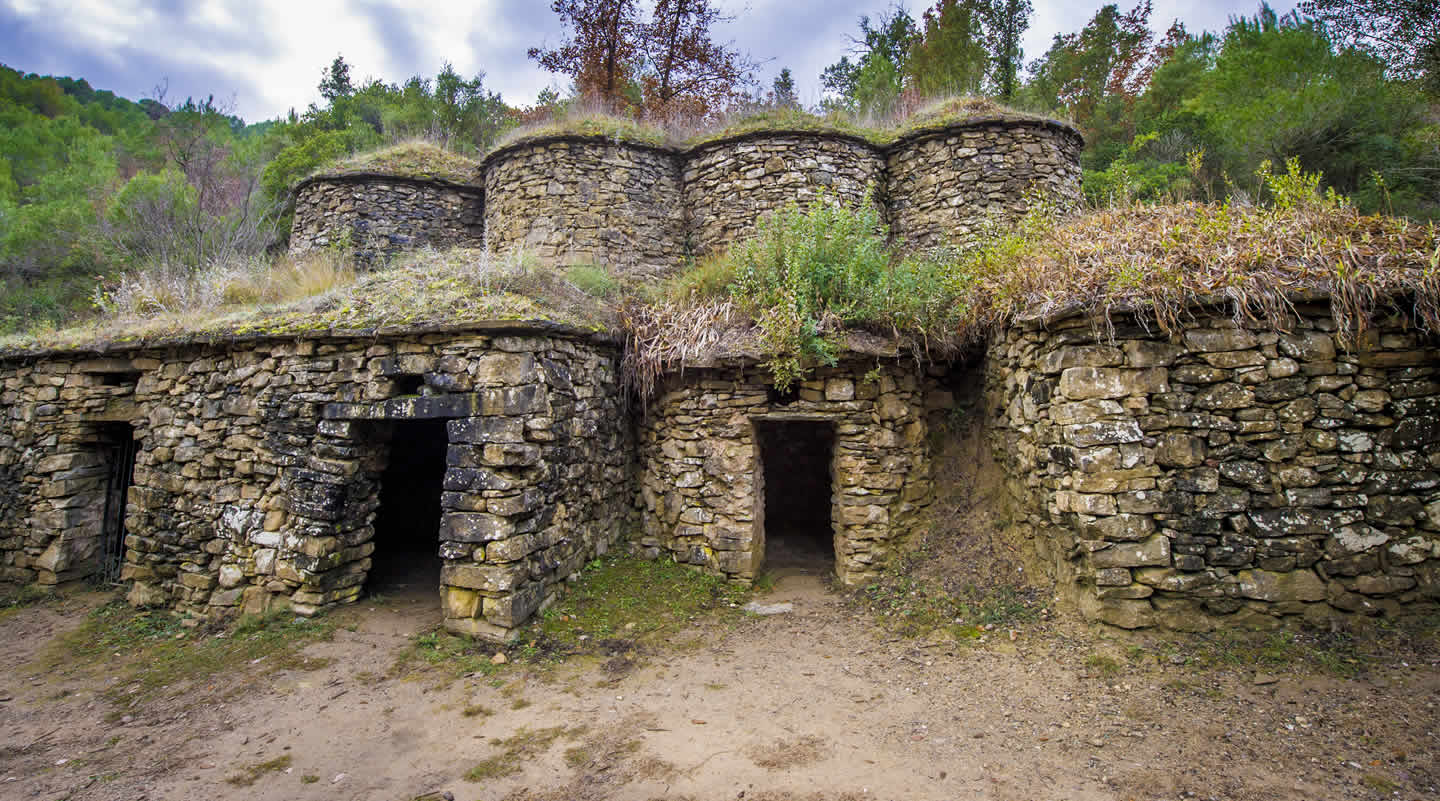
[[1, 570, 1437, 801]]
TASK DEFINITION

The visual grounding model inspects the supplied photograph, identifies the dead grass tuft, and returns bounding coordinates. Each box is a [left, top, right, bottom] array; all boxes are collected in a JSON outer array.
[[981, 198, 1440, 346], [628, 185, 1440, 396], [310, 140, 480, 184], [747, 734, 831, 770], [7, 247, 614, 355], [223, 754, 293, 787]]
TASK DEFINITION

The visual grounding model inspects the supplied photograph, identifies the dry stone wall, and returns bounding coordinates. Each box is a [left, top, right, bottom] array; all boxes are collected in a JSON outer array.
[[888, 120, 1084, 251], [986, 301, 1440, 630], [288, 119, 1083, 277], [0, 326, 631, 641], [482, 138, 686, 279], [636, 362, 937, 584], [288, 177, 484, 265], [682, 133, 886, 257]]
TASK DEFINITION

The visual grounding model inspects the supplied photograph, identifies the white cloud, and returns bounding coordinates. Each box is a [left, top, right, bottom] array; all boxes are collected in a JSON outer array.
[[0, 0, 1300, 121]]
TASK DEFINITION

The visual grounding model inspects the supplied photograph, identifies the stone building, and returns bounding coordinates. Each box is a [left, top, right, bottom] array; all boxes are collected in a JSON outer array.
[[4, 116, 1438, 640]]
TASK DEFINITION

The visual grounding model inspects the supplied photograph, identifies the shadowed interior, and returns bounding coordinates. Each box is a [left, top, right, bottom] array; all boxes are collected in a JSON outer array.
[[366, 419, 448, 602], [756, 419, 836, 572]]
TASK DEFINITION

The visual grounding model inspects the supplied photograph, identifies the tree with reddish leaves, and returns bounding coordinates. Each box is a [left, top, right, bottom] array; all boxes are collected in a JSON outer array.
[[529, 0, 754, 121], [528, 0, 643, 110], [640, 0, 756, 120], [1022, 2, 1173, 165]]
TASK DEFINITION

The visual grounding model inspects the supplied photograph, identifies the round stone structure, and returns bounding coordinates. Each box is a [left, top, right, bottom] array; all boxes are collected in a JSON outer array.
[[289, 175, 485, 266], [886, 117, 1084, 251], [481, 136, 686, 279], [682, 131, 887, 257]]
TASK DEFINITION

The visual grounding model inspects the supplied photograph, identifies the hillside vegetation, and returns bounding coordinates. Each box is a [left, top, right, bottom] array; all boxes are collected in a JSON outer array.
[[2, 2, 1436, 337]]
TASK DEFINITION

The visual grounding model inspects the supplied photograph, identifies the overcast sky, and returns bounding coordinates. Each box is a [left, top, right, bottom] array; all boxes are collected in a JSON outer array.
[[1, 0, 1297, 123]]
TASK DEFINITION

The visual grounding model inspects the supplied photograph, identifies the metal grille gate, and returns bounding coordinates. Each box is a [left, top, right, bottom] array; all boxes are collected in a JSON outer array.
[[99, 425, 136, 584]]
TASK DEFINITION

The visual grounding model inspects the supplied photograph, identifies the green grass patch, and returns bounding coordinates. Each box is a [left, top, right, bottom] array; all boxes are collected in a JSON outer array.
[[464, 725, 584, 781], [0, 584, 58, 621], [224, 754, 293, 787], [36, 602, 333, 715], [389, 626, 507, 683], [859, 570, 1041, 642], [565, 264, 620, 299], [1084, 653, 1123, 677], [684, 107, 876, 147], [1137, 613, 1440, 679], [493, 113, 668, 153], [532, 552, 750, 654]]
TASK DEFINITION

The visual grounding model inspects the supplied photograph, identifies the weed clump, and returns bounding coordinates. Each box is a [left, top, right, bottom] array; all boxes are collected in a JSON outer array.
[[224, 755, 293, 787], [627, 191, 967, 392]]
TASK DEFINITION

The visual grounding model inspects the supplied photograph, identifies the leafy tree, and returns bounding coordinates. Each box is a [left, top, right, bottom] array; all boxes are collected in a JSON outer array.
[[640, 0, 756, 119], [772, 68, 799, 109], [906, 0, 991, 97], [821, 5, 920, 116], [1300, 0, 1440, 91], [983, 0, 1032, 99], [1188, 5, 1433, 207], [319, 55, 355, 103], [1021, 2, 1161, 168], [529, 0, 643, 108]]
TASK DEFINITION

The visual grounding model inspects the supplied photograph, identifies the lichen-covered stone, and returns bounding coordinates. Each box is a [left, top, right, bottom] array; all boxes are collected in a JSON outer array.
[[986, 311, 1440, 630], [0, 327, 632, 644], [483, 138, 685, 278], [289, 177, 483, 265]]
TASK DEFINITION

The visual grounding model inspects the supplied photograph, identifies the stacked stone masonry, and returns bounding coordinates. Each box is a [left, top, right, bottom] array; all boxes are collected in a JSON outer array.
[[986, 304, 1440, 630], [289, 176, 484, 265], [482, 139, 685, 280], [0, 327, 631, 641], [887, 121, 1083, 250], [287, 120, 1083, 276], [636, 362, 938, 585], [682, 134, 885, 257]]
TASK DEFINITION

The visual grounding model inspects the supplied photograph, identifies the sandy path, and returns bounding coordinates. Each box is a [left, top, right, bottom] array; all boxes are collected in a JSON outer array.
[[1, 575, 1436, 801]]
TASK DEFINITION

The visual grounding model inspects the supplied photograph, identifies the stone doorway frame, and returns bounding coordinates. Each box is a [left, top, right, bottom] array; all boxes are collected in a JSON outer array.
[[282, 388, 554, 640]]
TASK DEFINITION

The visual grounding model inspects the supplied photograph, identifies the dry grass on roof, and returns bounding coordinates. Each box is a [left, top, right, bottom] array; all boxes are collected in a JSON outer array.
[[310, 141, 482, 184], [620, 187, 1439, 395], [978, 198, 1440, 341], [490, 112, 670, 154], [491, 94, 1065, 157], [1, 248, 615, 356]]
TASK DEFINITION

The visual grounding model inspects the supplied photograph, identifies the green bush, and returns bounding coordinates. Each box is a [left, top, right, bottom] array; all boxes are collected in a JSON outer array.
[[715, 191, 965, 388]]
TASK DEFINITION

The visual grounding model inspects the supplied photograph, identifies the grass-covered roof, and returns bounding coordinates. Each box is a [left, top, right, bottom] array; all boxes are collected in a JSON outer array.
[[306, 141, 482, 186], [0, 249, 615, 358]]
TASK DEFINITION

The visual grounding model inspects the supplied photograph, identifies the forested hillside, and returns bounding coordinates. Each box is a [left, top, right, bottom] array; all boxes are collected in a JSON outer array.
[[1, 0, 1435, 335]]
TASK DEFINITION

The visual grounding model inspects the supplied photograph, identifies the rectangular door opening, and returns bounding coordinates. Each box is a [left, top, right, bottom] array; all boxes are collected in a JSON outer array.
[[100, 423, 137, 584], [755, 419, 836, 573], [366, 419, 449, 603]]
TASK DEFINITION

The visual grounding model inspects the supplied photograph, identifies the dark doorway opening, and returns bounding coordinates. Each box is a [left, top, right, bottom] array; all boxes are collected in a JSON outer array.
[[755, 419, 836, 572], [367, 419, 448, 602], [99, 423, 137, 583]]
